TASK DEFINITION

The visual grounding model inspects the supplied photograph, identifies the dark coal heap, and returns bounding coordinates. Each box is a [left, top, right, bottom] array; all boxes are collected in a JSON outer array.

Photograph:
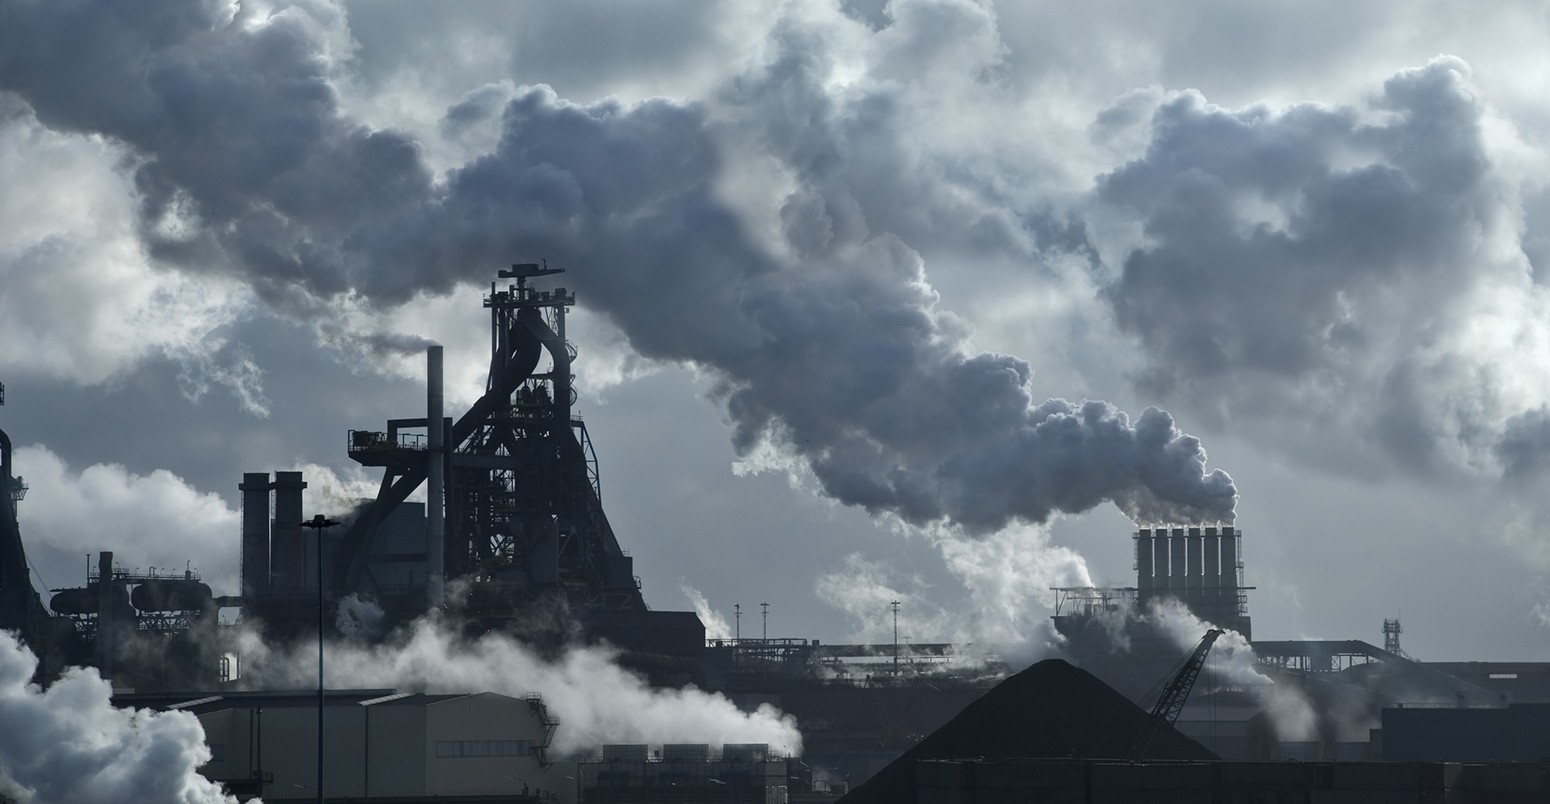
[[841, 658, 1217, 803]]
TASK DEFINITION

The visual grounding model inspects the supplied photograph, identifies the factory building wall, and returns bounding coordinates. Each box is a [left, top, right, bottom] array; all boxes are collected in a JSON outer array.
[[364, 700, 426, 797], [425, 692, 554, 796], [195, 692, 570, 802]]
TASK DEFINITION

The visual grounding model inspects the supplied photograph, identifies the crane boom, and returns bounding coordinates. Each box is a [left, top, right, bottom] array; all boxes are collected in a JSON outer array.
[[1128, 628, 1223, 760]]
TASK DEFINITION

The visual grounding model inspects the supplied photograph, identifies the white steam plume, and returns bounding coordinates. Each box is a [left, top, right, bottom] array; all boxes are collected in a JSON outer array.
[[0, 0, 1237, 536], [0, 632, 243, 804], [1145, 598, 1317, 741], [236, 615, 802, 755], [679, 582, 732, 641]]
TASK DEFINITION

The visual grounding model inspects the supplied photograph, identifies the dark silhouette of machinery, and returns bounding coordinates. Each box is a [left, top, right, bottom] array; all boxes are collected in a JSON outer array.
[[239, 264, 699, 663], [0, 386, 52, 646], [1129, 628, 1223, 760], [2, 386, 220, 687]]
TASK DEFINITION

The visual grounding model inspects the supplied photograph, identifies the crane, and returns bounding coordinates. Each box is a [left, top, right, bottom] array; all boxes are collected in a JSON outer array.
[[1128, 627, 1223, 760]]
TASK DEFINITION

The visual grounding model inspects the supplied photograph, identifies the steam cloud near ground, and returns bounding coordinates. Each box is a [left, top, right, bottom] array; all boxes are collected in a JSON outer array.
[[235, 610, 802, 756], [0, 632, 244, 804]]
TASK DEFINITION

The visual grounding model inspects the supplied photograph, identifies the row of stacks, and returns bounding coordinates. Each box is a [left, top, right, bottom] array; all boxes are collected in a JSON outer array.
[[1135, 525, 1251, 638]]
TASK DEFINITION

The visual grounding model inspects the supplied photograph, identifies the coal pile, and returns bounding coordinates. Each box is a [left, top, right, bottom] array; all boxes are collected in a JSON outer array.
[[840, 658, 1216, 803]]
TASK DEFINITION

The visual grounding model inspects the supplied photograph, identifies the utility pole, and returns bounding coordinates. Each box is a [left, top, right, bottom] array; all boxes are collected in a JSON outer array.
[[890, 600, 901, 677], [300, 514, 339, 804]]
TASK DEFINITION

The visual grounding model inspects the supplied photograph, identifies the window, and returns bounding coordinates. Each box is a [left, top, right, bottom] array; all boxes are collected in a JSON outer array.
[[435, 740, 531, 758]]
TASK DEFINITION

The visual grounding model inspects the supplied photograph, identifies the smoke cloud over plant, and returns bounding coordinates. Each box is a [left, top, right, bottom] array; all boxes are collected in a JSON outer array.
[[0, 0, 1236, 536], [6, 0, 1550, 657]]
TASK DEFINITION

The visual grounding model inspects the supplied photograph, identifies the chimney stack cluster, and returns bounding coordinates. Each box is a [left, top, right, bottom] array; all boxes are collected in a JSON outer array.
[[1135, 525, 1240, 594]]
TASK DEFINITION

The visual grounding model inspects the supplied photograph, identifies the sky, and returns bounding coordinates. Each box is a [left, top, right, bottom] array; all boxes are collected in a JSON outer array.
[[3, 0, 1550, 664]]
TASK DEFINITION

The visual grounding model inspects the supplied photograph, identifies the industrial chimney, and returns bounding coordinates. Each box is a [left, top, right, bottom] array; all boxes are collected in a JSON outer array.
[[427, 345, 445, 607]]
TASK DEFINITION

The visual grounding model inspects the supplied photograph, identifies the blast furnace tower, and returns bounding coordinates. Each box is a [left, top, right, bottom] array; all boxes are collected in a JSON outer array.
[[240, 264, 699, 662]]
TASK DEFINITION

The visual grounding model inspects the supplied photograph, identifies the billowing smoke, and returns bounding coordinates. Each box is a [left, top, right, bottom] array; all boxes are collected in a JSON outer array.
[[0, 632, 242, 804], [236, 614, 802, 755], [0, 0, 1235, 532], [1098, 56, 1550, 479]]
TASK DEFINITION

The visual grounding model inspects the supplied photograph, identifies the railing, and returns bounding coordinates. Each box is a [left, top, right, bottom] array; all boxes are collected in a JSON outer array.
[[347, 430, 426, 452]]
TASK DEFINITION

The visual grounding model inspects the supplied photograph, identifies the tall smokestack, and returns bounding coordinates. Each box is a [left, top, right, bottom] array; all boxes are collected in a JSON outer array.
[[1167, 527, 1186, 592], [427, 345, 445, 607], [1221, 525, 1239, 589], [1186, 526, 1203, 595], [1135, 528, 1155, 595], [239, 472, 271, 601], [272, 471, 307, 590], [1203, 526, 1222, 591]]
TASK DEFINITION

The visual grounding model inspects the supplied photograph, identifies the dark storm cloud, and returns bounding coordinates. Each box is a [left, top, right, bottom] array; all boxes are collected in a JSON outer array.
[[1096, 57, 1535, 474], [0, 0, 1234, 529], [0, 0, 431, 310], [381, 85, 1237, 529]]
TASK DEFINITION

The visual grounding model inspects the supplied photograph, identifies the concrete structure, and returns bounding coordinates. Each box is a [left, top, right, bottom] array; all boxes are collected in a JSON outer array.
[[128, 689, 571, 802], [576, 743, 788, 803]]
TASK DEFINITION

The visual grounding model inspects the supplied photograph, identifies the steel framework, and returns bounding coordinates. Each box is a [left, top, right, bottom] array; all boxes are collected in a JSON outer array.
[[333, 263, 645, 622]]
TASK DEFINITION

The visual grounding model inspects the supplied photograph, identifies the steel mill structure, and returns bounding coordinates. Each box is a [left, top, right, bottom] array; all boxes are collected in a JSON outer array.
[[239, 263, 700, 669], [11, 265, 1550, 801]]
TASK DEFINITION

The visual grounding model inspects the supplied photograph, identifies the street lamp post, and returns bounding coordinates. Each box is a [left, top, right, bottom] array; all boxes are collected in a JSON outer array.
[[301, 514, 338, 804]]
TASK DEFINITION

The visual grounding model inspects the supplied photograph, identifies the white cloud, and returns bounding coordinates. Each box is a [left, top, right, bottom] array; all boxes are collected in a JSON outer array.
[[14, 446, 240, 595]]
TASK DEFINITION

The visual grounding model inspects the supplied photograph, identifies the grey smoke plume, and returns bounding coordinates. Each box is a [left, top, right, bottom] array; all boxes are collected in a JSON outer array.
[[0, 632, 241, 804], [1098, 56, 1550, 478], [0, 1, 1235, 528]]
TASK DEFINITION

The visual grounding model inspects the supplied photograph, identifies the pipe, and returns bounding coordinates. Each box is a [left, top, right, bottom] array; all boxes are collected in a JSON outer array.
[[427, 345, 445, 607]]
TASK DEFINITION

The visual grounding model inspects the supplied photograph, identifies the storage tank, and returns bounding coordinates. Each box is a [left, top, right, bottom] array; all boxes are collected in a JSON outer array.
[[49, 583, 129, 616], [130, 579, 214, 612]]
